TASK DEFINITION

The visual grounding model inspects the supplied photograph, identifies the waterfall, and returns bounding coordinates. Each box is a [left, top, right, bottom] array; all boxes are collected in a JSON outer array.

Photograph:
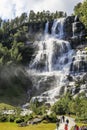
[[29, 38, 73, 73], [28, 17, 87, 104], [44, 21, 49, 34], [30, 18, 73, 73], [51, 18, 65, 39]]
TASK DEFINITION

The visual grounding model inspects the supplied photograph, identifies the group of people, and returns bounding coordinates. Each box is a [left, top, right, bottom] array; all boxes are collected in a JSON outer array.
[[56, 116, 87, 130], [56, 116, 69, 130], [74, 125, 87, 130]]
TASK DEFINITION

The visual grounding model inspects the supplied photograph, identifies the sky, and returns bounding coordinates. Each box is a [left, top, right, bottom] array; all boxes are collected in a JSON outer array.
[[0, 0, 84, 19]]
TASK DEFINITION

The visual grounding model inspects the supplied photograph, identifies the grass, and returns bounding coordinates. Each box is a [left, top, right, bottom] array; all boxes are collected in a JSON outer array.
[[0, 122, 56, 130]]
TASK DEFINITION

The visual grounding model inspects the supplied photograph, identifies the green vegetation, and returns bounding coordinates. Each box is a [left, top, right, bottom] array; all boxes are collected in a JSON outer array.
[[52, 92, 87, 122], [74, 0, 87, 29], [0, 10, 67, 105], [0, 10, 67, 65], [0, 0, 87, 109], [0, 103, 15, 110], [51, 93, 72, 115], [29, 10, 66, 22], [30, 98, 48, 115]]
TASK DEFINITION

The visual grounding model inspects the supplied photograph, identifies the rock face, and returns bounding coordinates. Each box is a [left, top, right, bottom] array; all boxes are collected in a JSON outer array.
[[23, 16, 87, 48], [45, 16, 86, 48], [70, 50, 87, 73], [26, 16, 87, 105], [28, 21, 46, 33]]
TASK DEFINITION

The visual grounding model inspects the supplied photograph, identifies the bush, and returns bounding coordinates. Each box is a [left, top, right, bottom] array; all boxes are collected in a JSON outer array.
[[24, 114, 33, 122], [9, 115, 16, 122], [42, 113, 57, 123], [0, 115, 8, 122], [15, 117, 24, 123], [48, 113, 57, 123], [75, 117, 87, 123]]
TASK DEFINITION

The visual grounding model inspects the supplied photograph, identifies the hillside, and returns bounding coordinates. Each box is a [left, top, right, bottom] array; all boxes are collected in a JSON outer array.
[[0, 11, 67, 105], [0, 1, 87, 107]]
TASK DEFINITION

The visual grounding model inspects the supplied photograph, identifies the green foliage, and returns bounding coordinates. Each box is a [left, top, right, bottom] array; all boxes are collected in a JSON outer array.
[[29, 10, 67, 22], [74, 0, 87, 28], [52, 92, 87, 120], [15, 117, 24, 123], [0, 10, 67, 66], [0, 103, 15, 110], [0, 28, 3, 39], [74, 2, 82, 16], [42, 113, 57, 123], [24, 114, 33, 122], [0, 114, 8, 122], [10, 41, 24, 63], [8, 115, 16, 122], [30, 98, 47, 115], [48, 113, 57, 122], [52, 93, 72, 115]]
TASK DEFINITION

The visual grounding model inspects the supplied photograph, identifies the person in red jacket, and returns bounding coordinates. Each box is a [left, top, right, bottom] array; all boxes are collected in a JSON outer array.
[[76, 125, 79, 130], [64, 123, 68, 130], [74, 125, 79, 130]]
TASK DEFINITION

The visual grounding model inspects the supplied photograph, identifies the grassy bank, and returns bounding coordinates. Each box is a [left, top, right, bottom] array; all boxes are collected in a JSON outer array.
[[0, 122, 56, 130]]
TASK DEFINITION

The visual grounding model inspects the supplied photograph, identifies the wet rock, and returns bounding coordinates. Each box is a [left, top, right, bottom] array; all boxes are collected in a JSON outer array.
[[72, 21, 85, 36], [48, 21, 53, 34], [74, 15, 79, 22]]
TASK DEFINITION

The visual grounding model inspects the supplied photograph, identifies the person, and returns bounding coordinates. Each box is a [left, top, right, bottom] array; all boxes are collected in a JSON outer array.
[[66, 119, 69, 125], [79, 126, 82, 130], [62, 115, 65, 122], [64, 123, 68, 130], [76, 125, 79, 130], [68, 112, 70, 116], [74, 125, 79, 130]]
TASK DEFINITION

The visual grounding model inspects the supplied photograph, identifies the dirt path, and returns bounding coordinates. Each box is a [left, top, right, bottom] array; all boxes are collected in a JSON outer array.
[[55, 116, 75, 130]]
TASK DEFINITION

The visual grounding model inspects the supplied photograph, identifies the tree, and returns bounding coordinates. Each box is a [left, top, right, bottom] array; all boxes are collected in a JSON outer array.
[[20, 12, 27, 24], [74, 1, 87, 28], [29, 10, 36, 22], [10, 41, 23, 63], [74, 2, 82, 16], [52, 93, 72, 115], [0, 18, 2, 27], [0, 29, 3, 39]]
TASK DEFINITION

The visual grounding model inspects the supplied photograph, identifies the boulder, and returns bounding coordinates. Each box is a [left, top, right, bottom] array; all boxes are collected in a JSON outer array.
[[18, 122, 27, 127]]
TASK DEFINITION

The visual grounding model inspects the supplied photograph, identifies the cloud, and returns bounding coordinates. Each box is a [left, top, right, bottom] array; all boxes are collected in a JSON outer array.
[[0, 0, 83, 19]]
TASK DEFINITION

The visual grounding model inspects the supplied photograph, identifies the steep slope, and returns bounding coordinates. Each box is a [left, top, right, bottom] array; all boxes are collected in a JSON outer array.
[[27, 16, 87, 105], [0, 15, 87, 106]]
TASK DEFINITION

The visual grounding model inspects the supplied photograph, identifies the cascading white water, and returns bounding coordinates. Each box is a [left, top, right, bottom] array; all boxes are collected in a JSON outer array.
[[44, 21, 49, 34], [28, 18, 75, 104], [51, 18, 65, 39]]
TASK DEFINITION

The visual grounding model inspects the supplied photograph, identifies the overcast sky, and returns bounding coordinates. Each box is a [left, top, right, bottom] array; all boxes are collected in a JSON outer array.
[[0, 0, 84, 19]]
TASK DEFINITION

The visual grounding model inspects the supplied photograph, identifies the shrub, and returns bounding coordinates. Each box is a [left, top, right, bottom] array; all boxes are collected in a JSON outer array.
[[48, 113, 57, 123], [0, 115, 8, 122], [15, 117, 24, 123], [9, 115, 16, 122], [24, 114, 33, 122], [42, 113, 57, 123]]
